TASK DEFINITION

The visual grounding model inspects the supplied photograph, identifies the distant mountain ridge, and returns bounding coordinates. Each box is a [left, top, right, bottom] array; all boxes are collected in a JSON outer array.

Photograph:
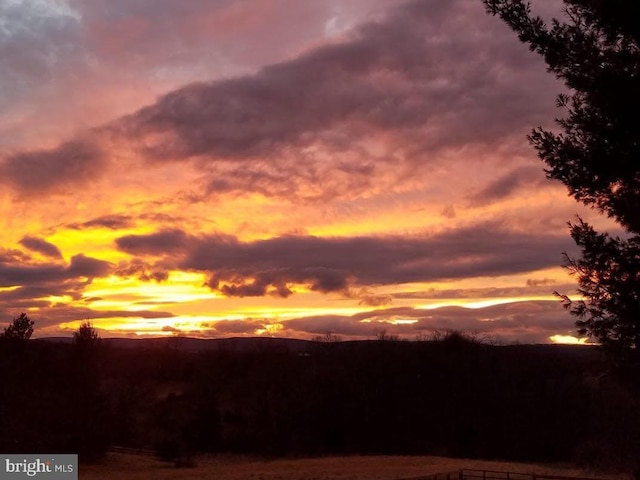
[[37, 335, 314, 353], [36, 335, 601, 359]]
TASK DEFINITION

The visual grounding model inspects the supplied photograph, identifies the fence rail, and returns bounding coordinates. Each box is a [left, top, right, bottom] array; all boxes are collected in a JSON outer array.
[[460, 469, 604, 480], [103, 453, 607, 480], [400, 471, 460, 480], [462, 470, 535, 480], [109, 446, 157, 457]]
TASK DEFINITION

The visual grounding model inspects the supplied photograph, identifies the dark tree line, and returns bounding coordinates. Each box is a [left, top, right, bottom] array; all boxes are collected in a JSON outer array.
[[0, 315, 107, 460], [2, 329, 638, 470]]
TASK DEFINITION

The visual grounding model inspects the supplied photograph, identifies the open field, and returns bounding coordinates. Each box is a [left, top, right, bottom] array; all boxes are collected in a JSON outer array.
[[80, 454, 625, 480]]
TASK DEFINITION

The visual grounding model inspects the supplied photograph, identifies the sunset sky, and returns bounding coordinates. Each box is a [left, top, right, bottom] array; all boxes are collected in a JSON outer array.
[[0, 0, 615, 343]]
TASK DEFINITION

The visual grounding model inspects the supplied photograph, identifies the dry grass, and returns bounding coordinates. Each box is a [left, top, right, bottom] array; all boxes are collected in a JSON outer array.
[[79, 454, 626, 480]]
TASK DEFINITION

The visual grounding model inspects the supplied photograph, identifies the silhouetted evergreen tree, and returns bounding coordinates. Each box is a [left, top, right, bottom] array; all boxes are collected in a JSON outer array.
[[483, 0, 640, 370], [73, 321, 100, 347], [69, 321, 111, 461], [1, 313, 34, 340]]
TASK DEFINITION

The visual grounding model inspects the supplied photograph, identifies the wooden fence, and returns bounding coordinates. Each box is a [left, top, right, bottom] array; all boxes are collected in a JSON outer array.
[[459, 469, 603, 480], [399, 472, 460, 480], [400, 469, 605, 480], [109, 445, 157, 457], [104, 453, 608, 480]]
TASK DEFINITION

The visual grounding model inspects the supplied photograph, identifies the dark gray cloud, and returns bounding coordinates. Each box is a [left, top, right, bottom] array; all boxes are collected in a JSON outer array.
[[0, 249, 124, 332], [67, 214, 135, 230], [116, 229, 190, 255], [208, 319, 268, 335], [114, 259, 169, 282], [0, 251, 111, 303], [0, 285, 54, 311], [19, 236, 63, 259], [64, 212, 186, 231], [67, 254, 112, 279], [470, 166, 550, 206], [0, 139, 107, 194], [0, 248, 31, 264], [115, 222, 575, 297], [0, 257, 106, 287]]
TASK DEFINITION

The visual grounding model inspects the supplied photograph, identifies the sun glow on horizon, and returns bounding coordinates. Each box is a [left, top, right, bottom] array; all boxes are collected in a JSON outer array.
[[550, 335, 591, 345], [415, 295, 557, 311], [82, 272, 217, 307], [33, 274, 574, 339]]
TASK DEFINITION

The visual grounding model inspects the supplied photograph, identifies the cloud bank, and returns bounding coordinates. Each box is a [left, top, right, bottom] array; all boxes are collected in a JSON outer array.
[[1, 0, 562, 203], [116, 222, 574, 297]]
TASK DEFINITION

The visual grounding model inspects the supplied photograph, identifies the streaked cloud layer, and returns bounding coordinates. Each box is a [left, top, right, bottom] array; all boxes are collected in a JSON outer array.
[[0, 0, 600, 343]]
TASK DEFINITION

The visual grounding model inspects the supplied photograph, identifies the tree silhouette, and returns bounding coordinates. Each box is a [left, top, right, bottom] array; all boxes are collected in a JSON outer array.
[[1, 313, 34, 340], [73, 320, 100, 346], [483, 0, 640, 366], [70, 320, 110, 460]]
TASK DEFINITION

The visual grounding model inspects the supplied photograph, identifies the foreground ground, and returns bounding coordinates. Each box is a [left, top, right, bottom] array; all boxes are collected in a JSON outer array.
[[80, 454, 623, 480]]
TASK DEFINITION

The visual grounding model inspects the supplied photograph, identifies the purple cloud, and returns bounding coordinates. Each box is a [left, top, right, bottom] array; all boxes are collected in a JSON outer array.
[[469, 166, 552, 206], [0, 139, 107, 194], [0, 258, 104, 287], [114, 259, 169, 282], [116, 229, 190, 255], [67, 214, 135, 230], [19, 236, 63, 259], [115, 222, 575, 297], [112, 0, 561, 202], [1, 0, 562, 202]]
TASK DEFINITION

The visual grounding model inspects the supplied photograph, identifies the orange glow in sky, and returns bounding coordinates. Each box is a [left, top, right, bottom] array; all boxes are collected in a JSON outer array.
[[0, 0, 601, 344]]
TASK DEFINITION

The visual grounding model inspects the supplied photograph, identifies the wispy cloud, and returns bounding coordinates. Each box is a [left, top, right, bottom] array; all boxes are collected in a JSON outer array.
[[469, 166, 551, 206], [67, 214, 135, 230]]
